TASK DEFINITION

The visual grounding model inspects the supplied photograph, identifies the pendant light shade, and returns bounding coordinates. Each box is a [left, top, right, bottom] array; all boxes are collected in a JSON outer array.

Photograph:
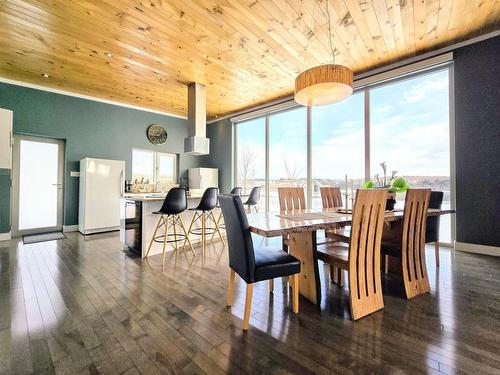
[[294, 64, 353, 106]]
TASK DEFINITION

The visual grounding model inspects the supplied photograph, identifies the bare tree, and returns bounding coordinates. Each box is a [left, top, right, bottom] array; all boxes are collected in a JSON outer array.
[[239, 147, 257, 194], [282, 155, 301, 184]]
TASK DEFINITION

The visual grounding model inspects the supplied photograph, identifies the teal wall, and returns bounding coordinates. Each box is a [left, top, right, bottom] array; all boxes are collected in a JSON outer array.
[[0, 82, 200, 229], [0, 169, 10, 233], [201, 119, 233, 193]]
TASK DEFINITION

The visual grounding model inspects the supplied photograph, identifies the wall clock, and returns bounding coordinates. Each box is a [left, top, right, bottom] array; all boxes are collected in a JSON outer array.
[[147, 124, 168, 145]]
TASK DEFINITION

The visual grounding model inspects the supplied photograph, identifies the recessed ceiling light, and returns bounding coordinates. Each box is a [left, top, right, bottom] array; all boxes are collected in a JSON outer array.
[[136, 96, 143, 100], [104, 52, 113, 58], [42, 73, 50, 78]]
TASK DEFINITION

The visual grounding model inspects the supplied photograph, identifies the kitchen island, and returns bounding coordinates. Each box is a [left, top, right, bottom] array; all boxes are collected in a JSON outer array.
[[120, 193, 222, 257]]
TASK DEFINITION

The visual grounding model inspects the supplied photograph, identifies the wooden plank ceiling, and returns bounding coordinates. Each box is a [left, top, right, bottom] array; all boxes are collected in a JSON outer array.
[[0, 0, 499, 119]]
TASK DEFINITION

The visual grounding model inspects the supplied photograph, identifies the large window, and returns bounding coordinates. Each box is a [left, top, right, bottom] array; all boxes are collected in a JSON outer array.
[[234, 66, 453, 243], [132, 149, 177, 192], [236, 117, 265, 202], [269, 107, 307, 211], [370, 70, 451, 242], [311, 92, 365, 208]]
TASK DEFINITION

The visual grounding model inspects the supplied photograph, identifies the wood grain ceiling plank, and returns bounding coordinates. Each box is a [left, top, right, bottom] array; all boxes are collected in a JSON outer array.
[[372, 0, 397, 56], [327, 0, 376, 68], [256, 0, 329, 67], [289, 0, 360, 69], [0, 0, 498, 119], [435, 0, 454, 46], [354, 0, 391, 64], [343, 0, 383, 62], [385, 0, 406, 54]]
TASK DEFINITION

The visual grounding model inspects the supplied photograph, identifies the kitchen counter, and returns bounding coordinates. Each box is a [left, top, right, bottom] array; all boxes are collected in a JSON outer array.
[[120, 193, 221, 257]]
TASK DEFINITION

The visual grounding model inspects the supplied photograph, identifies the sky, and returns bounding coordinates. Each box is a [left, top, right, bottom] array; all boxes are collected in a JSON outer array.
[[237, 69, 450, 182]]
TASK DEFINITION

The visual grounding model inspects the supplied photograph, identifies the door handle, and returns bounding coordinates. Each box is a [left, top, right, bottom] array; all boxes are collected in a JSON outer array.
[[52, 183, 62, 186]]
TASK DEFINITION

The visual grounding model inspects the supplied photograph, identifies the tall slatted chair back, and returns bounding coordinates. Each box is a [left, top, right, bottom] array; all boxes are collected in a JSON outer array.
[[400, 188, 431, 298], [278, 187, 306, 211], [348, 189, 388, 320], [320, 187, 343, 208]]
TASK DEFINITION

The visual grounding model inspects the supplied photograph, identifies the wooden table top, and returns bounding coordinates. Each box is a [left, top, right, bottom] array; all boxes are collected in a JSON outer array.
[[247, 208, 455, 238]]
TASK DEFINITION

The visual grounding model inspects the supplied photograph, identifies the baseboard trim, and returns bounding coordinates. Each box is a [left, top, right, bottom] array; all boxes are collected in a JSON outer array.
[[0, 232, 12, 241], [455, 241, 500, 257], [63, 225, 79, 233]]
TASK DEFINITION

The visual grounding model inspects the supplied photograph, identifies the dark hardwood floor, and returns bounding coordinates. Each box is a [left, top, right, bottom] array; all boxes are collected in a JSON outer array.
[[1, 232, 500, 375]]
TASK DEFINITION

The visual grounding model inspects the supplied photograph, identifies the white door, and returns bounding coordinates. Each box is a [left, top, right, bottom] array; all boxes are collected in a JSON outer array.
[[12, 135, 65, 236]]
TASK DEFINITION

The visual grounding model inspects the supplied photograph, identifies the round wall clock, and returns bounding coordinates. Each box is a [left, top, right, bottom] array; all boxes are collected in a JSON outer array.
[[147, 124, 168, 145]]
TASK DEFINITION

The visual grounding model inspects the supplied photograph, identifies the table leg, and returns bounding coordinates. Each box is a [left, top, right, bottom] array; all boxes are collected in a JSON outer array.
[[288, 231, 321, 306]]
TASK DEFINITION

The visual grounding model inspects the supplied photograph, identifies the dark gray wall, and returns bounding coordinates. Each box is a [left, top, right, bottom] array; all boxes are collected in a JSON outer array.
[[454, 36, 500, 247], [0, 82, 199, 229], [201, 118, 233, 193]]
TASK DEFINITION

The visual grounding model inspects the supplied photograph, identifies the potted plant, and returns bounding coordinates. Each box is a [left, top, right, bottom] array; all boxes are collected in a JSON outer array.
[[364, 162, 409, 211]]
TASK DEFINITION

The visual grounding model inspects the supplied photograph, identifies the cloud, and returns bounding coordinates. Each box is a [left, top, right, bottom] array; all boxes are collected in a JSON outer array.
[[402, 75, 448, 104]]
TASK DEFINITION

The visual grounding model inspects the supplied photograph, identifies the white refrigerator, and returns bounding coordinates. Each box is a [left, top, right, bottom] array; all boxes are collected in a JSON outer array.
[[79, 158, 125, 234], [188, 167, 218, 195]]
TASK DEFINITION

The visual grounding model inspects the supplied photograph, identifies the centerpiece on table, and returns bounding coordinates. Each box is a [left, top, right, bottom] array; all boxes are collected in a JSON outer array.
[[364, 162, 409, 211]]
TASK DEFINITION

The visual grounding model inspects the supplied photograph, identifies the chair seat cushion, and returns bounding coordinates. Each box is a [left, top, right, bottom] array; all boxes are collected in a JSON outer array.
[[316, 242, 349, 267], [253, 246, 300, 282]]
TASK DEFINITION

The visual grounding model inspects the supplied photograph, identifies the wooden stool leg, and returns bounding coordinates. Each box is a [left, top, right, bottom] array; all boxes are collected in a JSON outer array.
[[172, 216, 178, 253], [243, 283, 254, 331], [211, 212, 225, 246], [183, 212, 197, 248], [210, 212, 223, 241], [227, 269, 235, 306], [161, 217, 168, 267], [268, 279, 274, 293], [145, 216, 163, 257], [178, 216, 195, 256], [292, 273, 299, 314], [435, 242, 440, 267]]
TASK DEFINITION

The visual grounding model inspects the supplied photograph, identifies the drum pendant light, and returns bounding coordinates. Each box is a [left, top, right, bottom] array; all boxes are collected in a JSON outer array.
[[294, 0, 353, 106]]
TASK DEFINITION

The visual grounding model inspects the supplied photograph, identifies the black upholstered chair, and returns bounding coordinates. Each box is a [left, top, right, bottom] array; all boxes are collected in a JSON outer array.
[[243, 186, 261, 213], [213, 187, 243, 235], [426, 191, 444, 267], [145, 187, 195, 266], [219, 194, 300, 330], [230, 186, 242, 196], [185, 187, 224, 256]]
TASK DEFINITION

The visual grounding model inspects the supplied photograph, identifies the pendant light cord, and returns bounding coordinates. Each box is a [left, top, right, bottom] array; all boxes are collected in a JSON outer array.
[[325, 0, 335, 64]]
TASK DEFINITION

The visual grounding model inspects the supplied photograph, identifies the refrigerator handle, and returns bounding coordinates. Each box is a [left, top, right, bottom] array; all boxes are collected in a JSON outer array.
[[120, 168, 125, 197]]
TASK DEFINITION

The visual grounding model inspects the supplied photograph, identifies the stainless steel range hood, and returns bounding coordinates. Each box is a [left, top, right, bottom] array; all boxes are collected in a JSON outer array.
[[184, 82, 210, 155]]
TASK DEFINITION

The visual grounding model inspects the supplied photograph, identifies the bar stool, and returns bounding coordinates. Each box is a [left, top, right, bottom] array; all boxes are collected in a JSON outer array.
[[185, 187, 224, 258], [145, 187, 195, 267], [243, 186, 261, 213], [213, 187, 242, 236]]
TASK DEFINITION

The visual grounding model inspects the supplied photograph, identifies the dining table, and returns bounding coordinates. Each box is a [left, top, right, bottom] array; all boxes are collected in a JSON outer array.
[[246, 207, 455, 306]]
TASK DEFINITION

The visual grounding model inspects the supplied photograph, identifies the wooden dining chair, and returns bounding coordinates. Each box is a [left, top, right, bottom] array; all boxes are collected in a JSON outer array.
[[320, 187, 350, 243], [382, 188, 431, 299], [219, 194, 300, 331], [316, 189, 388, 320], [278, 187, 306, 211]]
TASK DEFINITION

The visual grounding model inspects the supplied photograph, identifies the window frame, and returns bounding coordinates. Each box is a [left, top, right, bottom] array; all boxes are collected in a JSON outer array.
[[232, 63, 455, 246], [132, 148, 178, 186]]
